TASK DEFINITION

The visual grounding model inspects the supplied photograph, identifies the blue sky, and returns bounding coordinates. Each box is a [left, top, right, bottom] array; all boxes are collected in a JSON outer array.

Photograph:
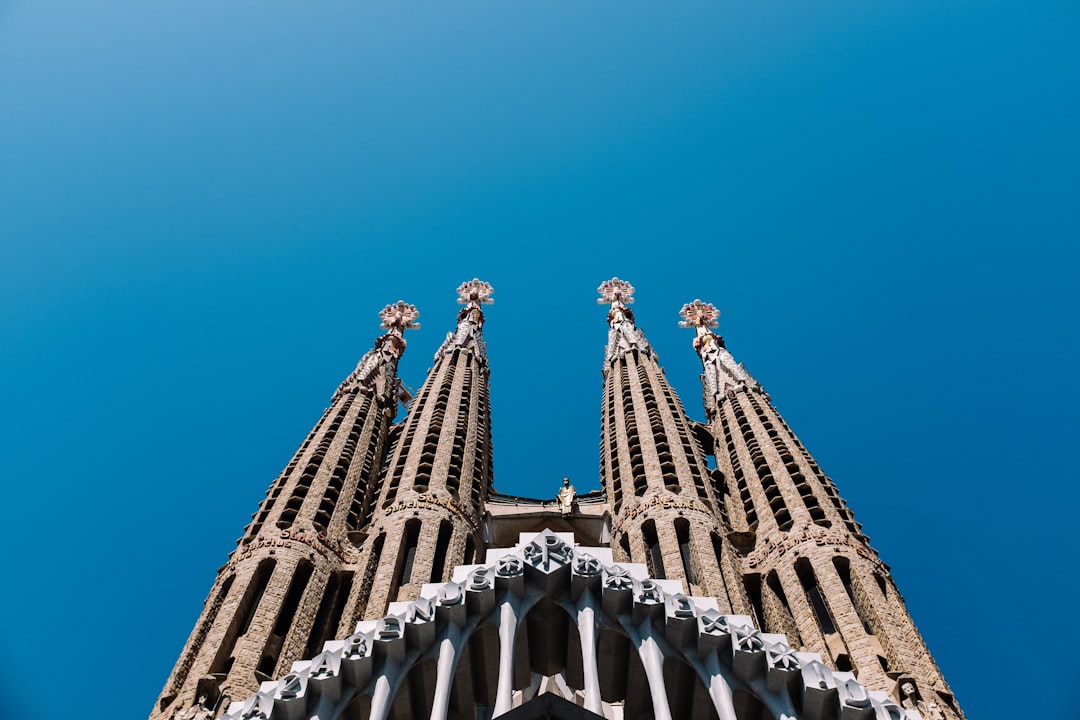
[[1, 1, 1077, 718]]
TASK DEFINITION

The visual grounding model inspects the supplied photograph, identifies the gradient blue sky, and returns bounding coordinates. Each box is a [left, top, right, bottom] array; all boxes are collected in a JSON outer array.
[[2, 1, 1077, 718]]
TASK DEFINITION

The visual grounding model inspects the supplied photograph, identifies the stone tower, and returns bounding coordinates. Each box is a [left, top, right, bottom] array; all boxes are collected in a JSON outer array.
[[349, 279, 494, 621], [597, 278, 739, 611], [151, 301, 420, 720], [153, 279, 964, 720], [680, 299, 962, 720]]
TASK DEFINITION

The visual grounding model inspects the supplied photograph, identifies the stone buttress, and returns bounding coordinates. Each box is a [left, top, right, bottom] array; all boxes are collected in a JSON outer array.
[[152, 302, 420, 720], [597, 279, 737, 610], [349, 279, 495, 622], [681, 299, 964, 720]]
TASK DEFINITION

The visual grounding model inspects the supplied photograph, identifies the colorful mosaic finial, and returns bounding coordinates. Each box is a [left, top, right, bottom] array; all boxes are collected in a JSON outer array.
[[678, 299, 720, 330], [379, 301, 421, 332], [597, 277, 635, 306], [456, 279, 494, 306]]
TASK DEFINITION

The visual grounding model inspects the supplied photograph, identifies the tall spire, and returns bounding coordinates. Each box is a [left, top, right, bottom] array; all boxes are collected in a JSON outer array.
[[679, 299, 760, 419], [596, 278, 735, 607], [334, 300, 419, 403], [354, 280, 495, 619], [686, 300, 963, 718], [151, 303, 419, 720], [598, 277, 652, 365], [436, 278, 494, 363]]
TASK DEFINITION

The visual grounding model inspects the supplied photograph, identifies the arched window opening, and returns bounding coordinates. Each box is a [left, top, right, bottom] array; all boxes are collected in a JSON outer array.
[[173, 574, 235, 691], [642, 521, 665, 579], [743, 573, 765, 630], [618, 532, 632, 564], [765, 571, 801, 647], [430, 521, 453, 583], [675, 519, 697, 585], [833, 557, 873, 634], [391, 519, 422, 601], [257, 560, 314, 679], [304, 570, 354, 659], [210, 560, 276, 676], [795, 558, 837, 636], [463, 535, 476, 565], [353, 533, 385, 627], [711, 534, 725, 581]]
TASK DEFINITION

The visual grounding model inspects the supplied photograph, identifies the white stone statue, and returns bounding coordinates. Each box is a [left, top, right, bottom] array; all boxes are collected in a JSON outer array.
[[556, 477, 576, 516]]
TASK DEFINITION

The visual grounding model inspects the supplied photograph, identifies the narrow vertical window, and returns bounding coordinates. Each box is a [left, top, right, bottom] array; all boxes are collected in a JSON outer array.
[[765, 571, 801, 646], [258, 560, 314, 677], [711, 534, 725, 582], [674, 519, 697, 585], [464, 536, 476, 565], [304, 571, 354, 658], [642, 520, 665, 579], [431, 521, 453, 583], [833, 557, 873, 634], [618, 533, 632, 564], [391, 519, 421, 600], [210, 559, 276, 675], [795, 558, 837, 635], [743, 573, 765, 630], [173, 574, 235, 690]]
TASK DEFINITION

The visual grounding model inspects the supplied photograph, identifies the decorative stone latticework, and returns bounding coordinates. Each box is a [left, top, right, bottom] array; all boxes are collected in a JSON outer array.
[[598, 280, 740, 612], [152, 281, 965, 720], [684, 299, 963, 720], [351, 280, 495, 623], [152, 304, 419, 720], [220, 530, 922, 720]]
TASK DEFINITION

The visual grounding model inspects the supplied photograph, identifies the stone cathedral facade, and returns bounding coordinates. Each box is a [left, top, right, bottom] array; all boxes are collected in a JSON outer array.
[[152, 279, 963, 720]]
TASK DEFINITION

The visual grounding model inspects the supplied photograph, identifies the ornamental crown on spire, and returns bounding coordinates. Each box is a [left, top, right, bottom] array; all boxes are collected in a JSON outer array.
[[457, 279, 495, 306], [379, 301, 421, 333], [598, 277, 651, 363], [678, 299, 720, 330], [333, 301, 417, 401], [597, 277, 635, 306]]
